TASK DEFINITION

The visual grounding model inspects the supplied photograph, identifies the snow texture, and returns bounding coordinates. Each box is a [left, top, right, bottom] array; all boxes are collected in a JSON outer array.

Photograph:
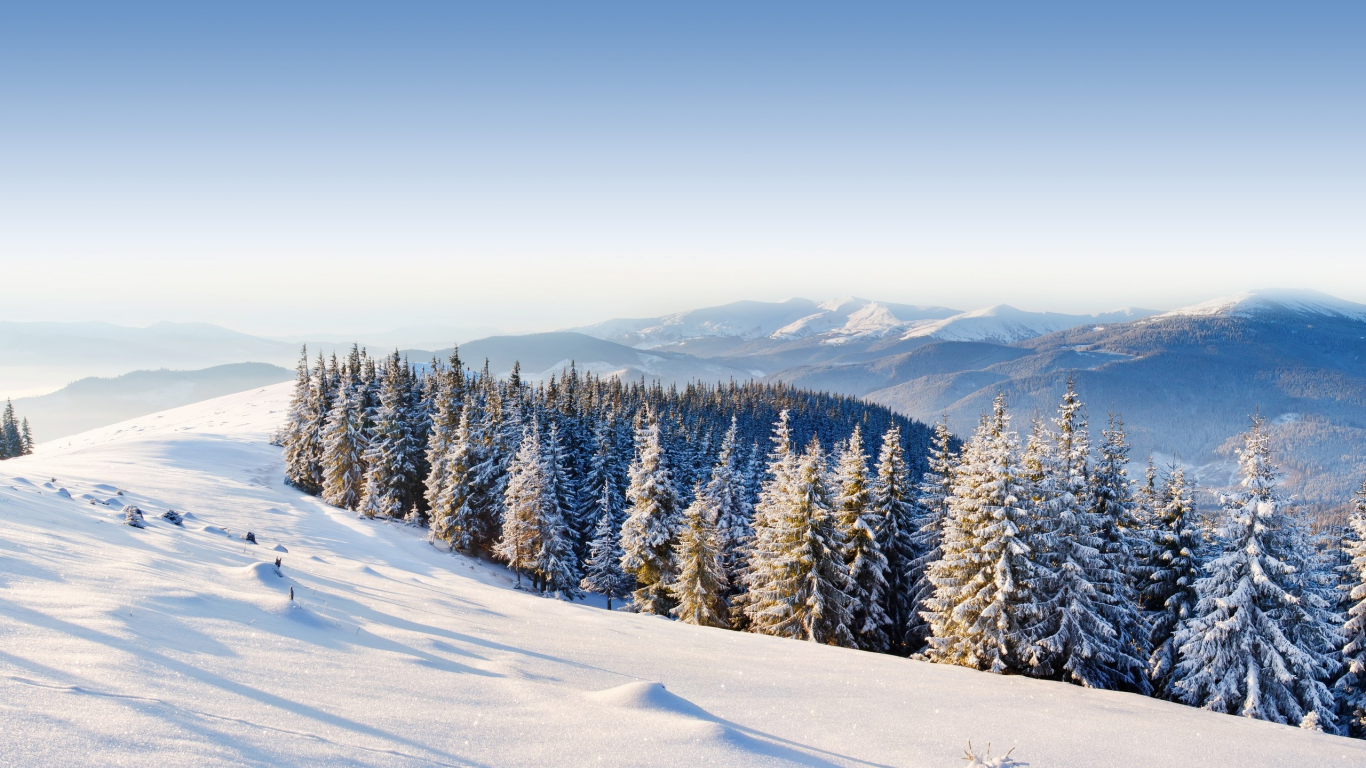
[[0, 384, 1362, 766]]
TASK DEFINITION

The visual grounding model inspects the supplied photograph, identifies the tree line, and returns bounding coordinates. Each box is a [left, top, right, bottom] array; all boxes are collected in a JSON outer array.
[[277, 346, 1366, 738], [0, 400, 34, 460]]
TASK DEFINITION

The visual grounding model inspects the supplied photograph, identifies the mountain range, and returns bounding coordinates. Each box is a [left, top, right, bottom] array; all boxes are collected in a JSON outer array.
[[5, 290, 1363, 509]]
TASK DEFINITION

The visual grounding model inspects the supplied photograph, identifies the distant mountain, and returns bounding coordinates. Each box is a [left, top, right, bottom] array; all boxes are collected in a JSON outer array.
[[449, 332, 760, 384], [296, 324, 504, 352], [15, 363, 292, 443], [847, 290, 1366, 509], [0, 321, 300, 396], [568, 297, 959, 349], [899, 305, 1157, 344]]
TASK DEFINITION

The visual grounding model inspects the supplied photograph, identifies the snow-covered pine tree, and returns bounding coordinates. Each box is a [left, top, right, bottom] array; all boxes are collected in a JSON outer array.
[[1090, 410, 1152, 685], [923, 394, 1038, 673], [734, 411, 800, 630], [497, 422, 545, 588], [20, 418, 33, 455], [906, 417, 957, 653], [430, 404, 476, 547], [320, 378, 366, 510], [281, 347, 317, 488], [833, 427, 892, 652], [580, 479, 633, 609], [745, 439, 855, 646], [422, 350, 464, 522], [357, 355, 419, 519], [1144, 462, 1203, 699], [620, 410, 683, 614], [870, 424, 918, 654], [705, 416, 752, 581], [533, 419, 582, 600], [1026, 384, 1148, 692], [542, 421, 578, 551], [1338, 476, 1366, 737], [1173, 415, 1339, 729], [670, 485, 730, 628]]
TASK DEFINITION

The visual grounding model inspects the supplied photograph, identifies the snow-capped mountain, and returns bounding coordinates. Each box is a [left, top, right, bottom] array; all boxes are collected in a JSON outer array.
[[901, 305, 1158, 345], [2, 385, 1357, 767], [1159, 288, 1366, 322], [569, 298, 959, 348]]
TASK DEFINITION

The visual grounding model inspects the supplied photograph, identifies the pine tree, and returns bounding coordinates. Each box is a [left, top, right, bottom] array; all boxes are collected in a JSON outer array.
[[20, 418, 33, 455], [1338, 476, 1366, 737], [1143, 463, 1203, 698], [497, 421, 543, 586], [620, 411, 683, 614], [670, 486, 731, 628], [422, 350, 464, 522], [705, 416, 752, 580], [357, 356, 418, 519], [1026, 384, 1148, 692], [431, 405, 476, 547], [923, 395, 1038, 673], [833, 427, 892, 652], [280, 347, 314, 484], [1091, 411, 1152, 686], [533, 420, 582, 600], [907, 418, 956, 653], [320, 380, 366, 510], [870, 424, 918, 654], [745, 439, 855, 646], [734, 411, 800, 629], [1173, 416, 1339, 729], [580, 480, 633, 609], [0, 400, 21, 459]]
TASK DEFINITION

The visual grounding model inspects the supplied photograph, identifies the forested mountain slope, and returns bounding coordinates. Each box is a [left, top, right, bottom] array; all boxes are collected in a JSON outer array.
[[1, 384, 1359, 767]]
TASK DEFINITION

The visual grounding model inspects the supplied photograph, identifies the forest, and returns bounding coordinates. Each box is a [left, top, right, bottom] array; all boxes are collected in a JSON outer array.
[[277, 345, 1366, 738]]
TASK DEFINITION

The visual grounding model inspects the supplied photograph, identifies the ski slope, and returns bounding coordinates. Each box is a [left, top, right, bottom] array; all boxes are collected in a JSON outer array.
[[1, 384, 1361, 767]]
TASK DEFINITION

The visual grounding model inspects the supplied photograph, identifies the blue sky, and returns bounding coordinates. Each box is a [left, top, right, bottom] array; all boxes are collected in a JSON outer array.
[[2, 2, 1362, 333]]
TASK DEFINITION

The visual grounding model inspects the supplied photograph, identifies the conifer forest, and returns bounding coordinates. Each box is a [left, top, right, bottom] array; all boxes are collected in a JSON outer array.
[[278, 345, 1366, 738]]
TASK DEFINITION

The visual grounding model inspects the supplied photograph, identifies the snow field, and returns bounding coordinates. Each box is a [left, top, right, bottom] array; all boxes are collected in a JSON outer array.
[[0, 384, 1362, 766]]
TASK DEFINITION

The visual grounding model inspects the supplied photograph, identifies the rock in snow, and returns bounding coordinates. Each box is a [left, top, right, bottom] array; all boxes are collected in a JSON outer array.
[[0, 383, 1360, 767]]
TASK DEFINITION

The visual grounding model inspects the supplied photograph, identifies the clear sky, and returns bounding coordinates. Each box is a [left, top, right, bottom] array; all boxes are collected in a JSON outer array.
[[2, 2, 1363, 334]]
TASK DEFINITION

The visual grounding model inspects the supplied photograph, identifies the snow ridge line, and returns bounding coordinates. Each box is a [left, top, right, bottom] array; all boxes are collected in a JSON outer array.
[[4, 675, 479, 768]]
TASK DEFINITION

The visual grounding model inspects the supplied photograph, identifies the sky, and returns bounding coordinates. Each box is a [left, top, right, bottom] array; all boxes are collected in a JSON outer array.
[[2, 1, 1363, 335]]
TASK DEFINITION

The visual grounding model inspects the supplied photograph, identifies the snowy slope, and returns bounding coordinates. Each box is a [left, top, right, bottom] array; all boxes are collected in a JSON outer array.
[[901, 305, 1156, 344], [1160, 288, 1366, 321], [1, 386, 1362, 767]]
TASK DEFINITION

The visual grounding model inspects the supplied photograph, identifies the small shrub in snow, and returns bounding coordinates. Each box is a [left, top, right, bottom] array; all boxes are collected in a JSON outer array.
[[124, 506, 146, 528], [962, 743, 1025, 767], [244, 531, 257, 544], [161, 509, 183, 526]]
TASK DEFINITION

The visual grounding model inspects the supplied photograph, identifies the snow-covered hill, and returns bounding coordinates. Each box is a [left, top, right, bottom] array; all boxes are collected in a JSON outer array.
[[901, 305, 1156, 345], [1160, 288, 1366, 322], [1, 386, 1360, 766]]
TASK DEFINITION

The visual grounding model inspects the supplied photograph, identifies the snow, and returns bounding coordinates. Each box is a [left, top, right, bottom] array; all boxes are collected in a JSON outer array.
[[901, 305, 1155, 344], [1, 384, 1362, 766], [1161, 289, 1366, 321]]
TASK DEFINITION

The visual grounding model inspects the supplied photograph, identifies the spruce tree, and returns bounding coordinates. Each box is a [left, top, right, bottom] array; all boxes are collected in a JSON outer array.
[[1091, 411, 1152, 684], [870, 424, 917, 654], [431, 405, 476, 548], [744, 439, 855, 646], [907, 418, 956, 653], [281, 347, 315, 488], [1026, 384, 1148, 692], [670, 486, 731, 628], [923, 395, 1038, 673], [357, 357, 418, 519], [1338, 476, 1366, 737], [705, 416, 752, 580], [580, 480, 633, 609], [534, 420, 582, 600], [1173, 416, 1339, 729], [422, 352, 464, 521], [735, 411, 799, 629], [833, 427, 892, 652], [320, 380, 366, 510], [497, 423, 545, 588], [1144, 463, 1202, 699], [620, 411, 683, 615], [20, 418, 32, 455]]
